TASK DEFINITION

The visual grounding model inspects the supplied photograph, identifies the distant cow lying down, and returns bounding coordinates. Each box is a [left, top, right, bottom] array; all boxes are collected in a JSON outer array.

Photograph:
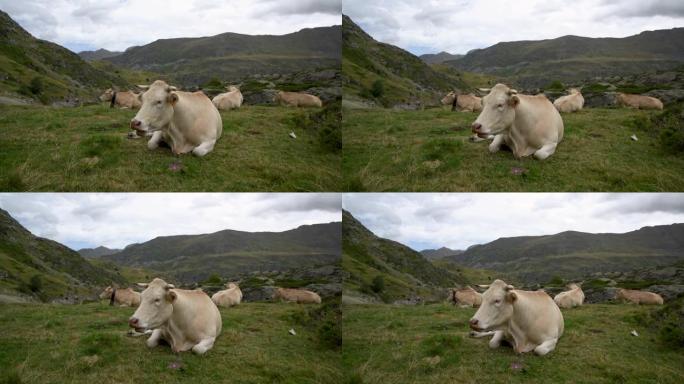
[[616, 93, 663, 110], [99, 89, 142, 109], [99, 286, 141, 307], [451, 286, 482, 307], [273, 287, 321, 304], [615, 288, 663, 305], [274, 91, 322, 107], [211, 282, 243, 307], [129, 278, 222, 354], [212, 86, 243, 110], [553, 88, 584, 113], [553, 283, 584, 309]]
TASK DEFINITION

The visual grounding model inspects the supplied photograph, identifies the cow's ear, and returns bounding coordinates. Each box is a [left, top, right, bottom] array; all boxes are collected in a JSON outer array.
[[167, 290, 177, 302], [137, 85, 150, 90], [509, 95, 520, 108], [165, 283, 175, 290], [168, 92, 179, 105], [506, 291, 517, 303]]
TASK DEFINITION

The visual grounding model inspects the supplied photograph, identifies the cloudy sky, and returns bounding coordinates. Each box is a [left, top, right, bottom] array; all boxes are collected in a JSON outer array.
[[343, 0, 684, 55], [0, 0, 341, 52], [0, 193, 341, 250], [343, 193, 684, 251]]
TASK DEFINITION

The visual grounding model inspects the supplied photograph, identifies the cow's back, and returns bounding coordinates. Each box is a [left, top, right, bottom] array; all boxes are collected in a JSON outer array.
[[517, 94, 564, 145], [174, 91, 223, 141]]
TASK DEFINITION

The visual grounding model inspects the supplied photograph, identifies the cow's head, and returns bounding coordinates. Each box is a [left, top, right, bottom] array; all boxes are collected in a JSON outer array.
[[469, 279, 516, 332], [441, 92, 456, 106], [99, 89, 114, 102], [566, 283, 580, 290], [226, 282, 238, 289], [567, 88, 581, 95], [128, 278, 176, 332], [471, 84, 519, 138], [226, 85, 240, 92], [99, 285, 113, 299], [130, 80, 178, 136]]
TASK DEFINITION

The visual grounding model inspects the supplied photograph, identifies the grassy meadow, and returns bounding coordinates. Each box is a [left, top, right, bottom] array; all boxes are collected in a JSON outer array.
[[0, 104, 340, 191], [342, 107, 684, 191], [343, 303, 684, 384], [0, 301, 341, 384]]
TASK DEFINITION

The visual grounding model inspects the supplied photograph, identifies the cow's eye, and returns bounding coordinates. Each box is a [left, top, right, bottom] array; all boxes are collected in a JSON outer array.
[[497, 104, 503, 108], [155, 298, 160, 303], [156, 101, 162, 105], [494, 299, 501, 304]]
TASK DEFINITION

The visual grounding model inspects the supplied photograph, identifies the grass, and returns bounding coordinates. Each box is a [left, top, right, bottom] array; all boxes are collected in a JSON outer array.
[[0, 104, 341, 191], [0, 301, 341, 384], [342, 303, 684, 384], [342, 107, 684, 191]]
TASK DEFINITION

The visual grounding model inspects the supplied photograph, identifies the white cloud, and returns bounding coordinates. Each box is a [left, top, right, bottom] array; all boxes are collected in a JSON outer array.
[[343, 0, 684, 55], [0, 193, 341, 250], [343, 193, 684, 251], [0, 0, 342, 52]]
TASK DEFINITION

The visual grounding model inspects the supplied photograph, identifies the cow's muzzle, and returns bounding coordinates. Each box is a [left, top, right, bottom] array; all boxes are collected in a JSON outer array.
[[128, 317, 145, 332], [471, 123, 489, 138], [469, 318, 483, 331]]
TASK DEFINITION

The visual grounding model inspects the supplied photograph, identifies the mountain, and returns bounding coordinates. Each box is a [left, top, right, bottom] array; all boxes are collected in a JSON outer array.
[[0, 208, 126, 301], [77, 246, 122, 258], [445, 28, 684, 88], [420, 51, 463, 64], [0, 10, 128, 104], [420, 247, 463, 260], [102, 222, 342, 282], [78, 48, 122, 61], [343, 210, 463, 303], [342, 15, 467, 108], [105, 26, 342, 86], [444, 224, 684, 284]]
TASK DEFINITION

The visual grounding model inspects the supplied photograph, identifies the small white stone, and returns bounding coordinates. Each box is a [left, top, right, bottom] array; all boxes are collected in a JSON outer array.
[[289, 328, 297, 336], [630, 330, 639, 337], [630, 134, 638, 141], [289, 132, 297, 139]]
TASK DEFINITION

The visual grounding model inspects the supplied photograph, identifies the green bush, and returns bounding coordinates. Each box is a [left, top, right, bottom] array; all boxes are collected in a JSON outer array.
[[545, 80, 565, 91], [204, 77, 222, 89], [28, 274, 42, 292], [203, 274, 222, 285], [633, 101, 684, 153], [370, 275, 384, 293], [294, 100, 341, 153], [547, 276, 565, 286], [639, 294, 684, 349], [29, 76, 44, 95], [370, 80, 384, 98]]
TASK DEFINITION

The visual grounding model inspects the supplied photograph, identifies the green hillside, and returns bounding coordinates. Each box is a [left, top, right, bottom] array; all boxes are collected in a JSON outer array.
[[104, 222, 342, 282], [0, 10, 128, 104], [0, 208, 127, 301], [342, 15, 467, 108], [106, 26, 341, 86], [342, 210, 463, 303], [446, 28, 684, 88], [447, 224, 684, 283]]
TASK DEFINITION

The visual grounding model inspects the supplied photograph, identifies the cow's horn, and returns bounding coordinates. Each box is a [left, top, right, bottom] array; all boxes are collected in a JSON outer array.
[[137, 85, 149, 90], [508, 89, 518, 95]]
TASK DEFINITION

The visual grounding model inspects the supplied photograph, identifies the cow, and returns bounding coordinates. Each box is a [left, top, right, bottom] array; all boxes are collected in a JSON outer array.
[[441, 91, 491, 142], [274, 91, 322, 108], [553, 283, 585, 309], [553, 88, 584, 113], [616, 93, 663, 110], [99, 89, 142, 109], [128, 278, 222, 354], [451, 286, 482, 307], [615, 288, 664, 305], [212, 86, 243, 110], [471, 83, 564, 160], [469, 279, 564, 356], [211, 282, 243, 307], [99, 286, 141, 307], [130, 80, 222, 156], [273, 287, 321, 304]]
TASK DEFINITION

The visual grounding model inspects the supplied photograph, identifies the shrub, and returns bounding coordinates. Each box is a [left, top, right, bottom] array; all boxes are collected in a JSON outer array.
[[203, 274, 222, 285], [370, 275, 384, 293], [639, 294, 684, 349], [633, 101, 684, 153], [546, 80, 565, 91], [370, 80, 384, 98], [29, 76, 44, 95], [547, 276, 565, 286], [204, 77, 222, 89], [28, 274, 42, 292]]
